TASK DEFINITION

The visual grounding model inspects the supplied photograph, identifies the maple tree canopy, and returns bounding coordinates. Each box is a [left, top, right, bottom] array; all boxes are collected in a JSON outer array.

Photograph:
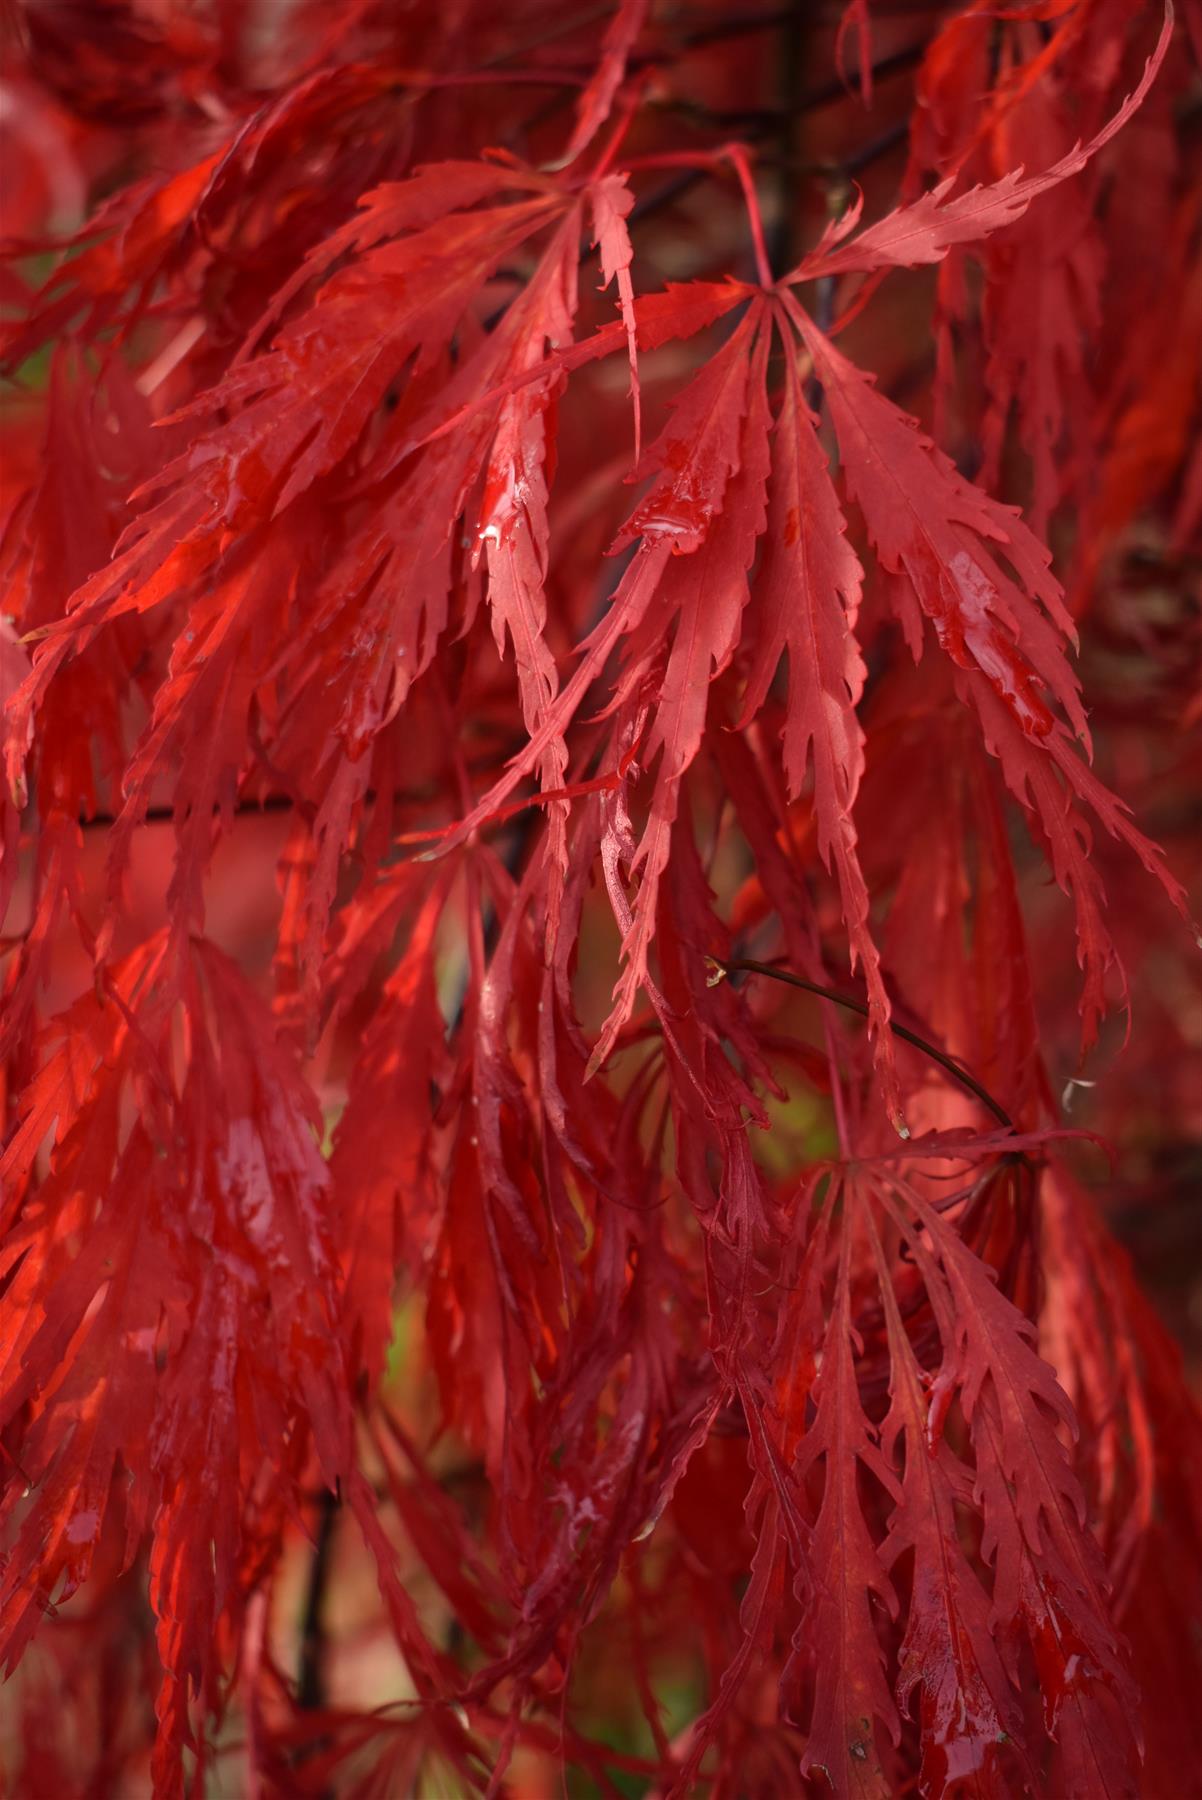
[[1, 2, 1200, 1797]]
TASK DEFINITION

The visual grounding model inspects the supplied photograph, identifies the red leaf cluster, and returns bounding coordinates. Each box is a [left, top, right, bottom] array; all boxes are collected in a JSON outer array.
[[1, 2, 1200, 1796]]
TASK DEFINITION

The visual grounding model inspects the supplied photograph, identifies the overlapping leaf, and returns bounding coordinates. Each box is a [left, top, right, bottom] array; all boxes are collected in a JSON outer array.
[[0, 6, 1197, 1797]]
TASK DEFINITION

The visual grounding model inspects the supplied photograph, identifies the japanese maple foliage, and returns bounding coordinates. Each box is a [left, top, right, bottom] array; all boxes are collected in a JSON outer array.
[[1, 1, 1201, 1796]]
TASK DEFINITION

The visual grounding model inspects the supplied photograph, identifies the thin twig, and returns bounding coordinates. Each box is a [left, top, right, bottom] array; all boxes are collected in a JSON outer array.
[[76, 791, 305, 832], [771, 0, 809, 277], [716, 955, 1015, 1131], [297, 1487, 340, 1715]]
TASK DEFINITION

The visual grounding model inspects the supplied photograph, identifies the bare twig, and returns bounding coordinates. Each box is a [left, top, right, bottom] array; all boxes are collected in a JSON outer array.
[[716, 955, 1016, 1131]]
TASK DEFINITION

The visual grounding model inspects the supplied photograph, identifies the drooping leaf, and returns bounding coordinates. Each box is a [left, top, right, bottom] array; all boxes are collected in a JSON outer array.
[[792, 6, 1172, 283], [742, 313, 901, 1130], [1, 7, 1197, 1796], [787, 1186, 901, 1800]]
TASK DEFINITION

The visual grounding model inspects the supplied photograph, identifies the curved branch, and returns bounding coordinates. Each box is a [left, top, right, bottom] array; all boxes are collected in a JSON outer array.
[[715, 955, 1015, 1131]]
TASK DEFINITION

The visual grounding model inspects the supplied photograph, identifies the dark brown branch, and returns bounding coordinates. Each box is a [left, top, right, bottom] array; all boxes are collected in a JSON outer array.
[[297, 1487, 340, 1715], [76, 791, 304, 832], [640, 33, 928, 102], [771, 0, 809, 277], [70, 753, 526, 833], [838, 117, 910, 177], [717, 956, 1015, 1131]]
